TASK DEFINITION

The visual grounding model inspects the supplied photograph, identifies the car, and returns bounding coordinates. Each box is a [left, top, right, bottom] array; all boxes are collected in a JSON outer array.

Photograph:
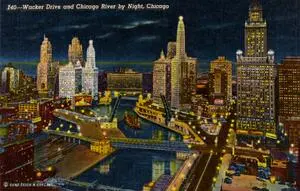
[[224, 177, 232, 184]]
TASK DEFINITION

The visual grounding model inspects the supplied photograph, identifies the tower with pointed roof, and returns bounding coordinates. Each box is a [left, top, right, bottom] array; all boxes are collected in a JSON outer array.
[[37, 35, 58, 97], [152, 16, 197, 109], [153, 49, 172, 104], [170, 16, 197, 110], [82, 40, 98, 101]]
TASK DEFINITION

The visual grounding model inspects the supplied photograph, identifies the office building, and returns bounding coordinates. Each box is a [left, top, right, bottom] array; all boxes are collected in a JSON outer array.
[[236, 1, 276, 137], [36, 35, 58, 97], [278, 57, 300, 147], [1, 64, 20, 93], [171, 16, 197, 110], [107, 68, 143, 94], [82, 40, 99, 101], [153, 50, 171, 104], [59, 62, 76, 98], [208, 56, 232, 105], [68, 37, 84, 65]]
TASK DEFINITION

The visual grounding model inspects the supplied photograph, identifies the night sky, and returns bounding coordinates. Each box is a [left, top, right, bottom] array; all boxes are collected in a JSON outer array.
[[1, 0, 299, 65]]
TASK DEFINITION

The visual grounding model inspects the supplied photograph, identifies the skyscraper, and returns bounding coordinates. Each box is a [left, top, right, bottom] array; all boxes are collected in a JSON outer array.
[[278, 57, 300, 148], [1, 64, 19, 93], [208, 56, 232, 105], [153, 50, 171, 104], [236, 0, 276, 138], [171, 16, 197, 110], [68, 37, 84, 65], [37, 35, 58, 97], [245, 0, 267, 57], [82, 40, 99, 101], [74, 60, 83, 94], [59, 62, 76, 98]]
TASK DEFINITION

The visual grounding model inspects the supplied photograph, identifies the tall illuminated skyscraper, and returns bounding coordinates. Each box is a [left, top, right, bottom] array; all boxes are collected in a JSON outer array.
[[171, 16, 197, 110], [37, 35, 58, 97], [82, 40, 99, 101], [245, 0, 267, 57], [59, 62, 75, 98], [236, 0, 276, 138], [68, 37, 84, 65]]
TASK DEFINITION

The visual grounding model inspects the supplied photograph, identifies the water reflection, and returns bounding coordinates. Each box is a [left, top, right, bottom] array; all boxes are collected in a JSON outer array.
[[75, 149, 183, 190]]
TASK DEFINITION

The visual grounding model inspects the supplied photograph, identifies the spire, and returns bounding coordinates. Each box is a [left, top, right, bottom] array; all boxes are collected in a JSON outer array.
[[250, 0, 262, 10], [176, 16, 186, 59], [160, 49, 165, 59]]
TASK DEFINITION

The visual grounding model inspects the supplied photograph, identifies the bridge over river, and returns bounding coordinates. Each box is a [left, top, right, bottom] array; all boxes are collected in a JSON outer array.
[[44, 129, 190, 152]]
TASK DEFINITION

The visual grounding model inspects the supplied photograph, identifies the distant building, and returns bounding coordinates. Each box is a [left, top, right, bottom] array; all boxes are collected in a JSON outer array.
[[107, 68, 143, 95], [74, 61, 83, 94], [1, 64, 20, 93], [18, 99, 40, 119], [0, 139, 35, 185], [82, 40, 99, 101], [59, 62, 76, 98], [208, 56, 232, 105], [166, 42, 176, 59], [153, 50, 171, 104], [68, 37, 84, 65], [278, 57, 300, 149], [36, 35, 58, 97], [236, 1, 276, 138], [171, 16, 197, 110], [142, 72, 152, 94]]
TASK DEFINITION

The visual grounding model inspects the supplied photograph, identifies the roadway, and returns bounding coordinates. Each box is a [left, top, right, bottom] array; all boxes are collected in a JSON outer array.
[[186, 104, 236, 191]]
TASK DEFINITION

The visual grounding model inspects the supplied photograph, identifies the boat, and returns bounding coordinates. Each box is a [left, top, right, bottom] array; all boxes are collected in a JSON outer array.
[[124, 111, 140, 129]]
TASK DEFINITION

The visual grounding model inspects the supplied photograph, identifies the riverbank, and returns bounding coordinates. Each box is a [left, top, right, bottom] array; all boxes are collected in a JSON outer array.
[[54, 145, 114, 179]]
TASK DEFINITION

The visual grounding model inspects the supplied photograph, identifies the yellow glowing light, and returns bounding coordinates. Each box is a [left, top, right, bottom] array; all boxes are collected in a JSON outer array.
[[47, 166, 52, 171]]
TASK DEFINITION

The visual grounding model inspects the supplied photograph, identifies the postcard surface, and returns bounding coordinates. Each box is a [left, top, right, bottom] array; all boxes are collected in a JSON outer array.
[[0, 0, 299, 191]]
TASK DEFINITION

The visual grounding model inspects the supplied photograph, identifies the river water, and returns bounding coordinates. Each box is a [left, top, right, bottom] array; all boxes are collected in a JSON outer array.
[[55, 98, 184, 190]]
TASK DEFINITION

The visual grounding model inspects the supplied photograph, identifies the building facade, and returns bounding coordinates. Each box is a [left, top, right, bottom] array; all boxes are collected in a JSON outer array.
[[244, 0, 267, 57], [68, 37, 84, 65], [170, 16, 197, 110], [152, 50, 171, 104], [74, 61, 83, 94], [37, 35, 58, 97], [236, 1, 276, 138], [59, 62, 76, 98], [278, 57, 300, 147], [82, 40, 99, 101], [208, 56, 232, 105], [18, 100, 40, 119], [1, 64, 19, 93], [107, 69, 143, 94]]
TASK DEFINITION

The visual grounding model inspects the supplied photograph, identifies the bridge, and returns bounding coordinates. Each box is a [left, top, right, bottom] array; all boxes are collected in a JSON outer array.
[[109, 96, 121, 122], [110, 138, 190, 152], [161, 94, 172, 125], [44, 129, 190, 152]]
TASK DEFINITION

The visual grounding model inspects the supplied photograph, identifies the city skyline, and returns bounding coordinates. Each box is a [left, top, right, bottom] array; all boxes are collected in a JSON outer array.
[[1, 0, 299, 63]]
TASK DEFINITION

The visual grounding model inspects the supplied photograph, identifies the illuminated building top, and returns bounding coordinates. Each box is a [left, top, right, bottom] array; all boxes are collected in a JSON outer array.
[[68, 37, 83, 65], [245, 0, 267, 57]]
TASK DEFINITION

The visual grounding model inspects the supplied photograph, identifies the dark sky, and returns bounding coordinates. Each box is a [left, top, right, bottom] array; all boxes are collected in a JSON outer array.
[[0, 0, 299, 64]]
